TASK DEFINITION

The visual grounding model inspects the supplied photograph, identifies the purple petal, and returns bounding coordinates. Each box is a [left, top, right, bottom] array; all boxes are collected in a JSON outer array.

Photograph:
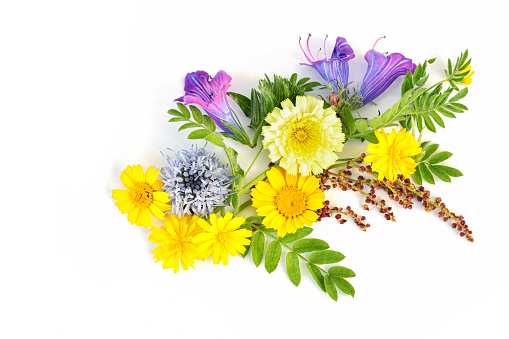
[[330, 37, 355, 61], [357, 49, 415, 105]]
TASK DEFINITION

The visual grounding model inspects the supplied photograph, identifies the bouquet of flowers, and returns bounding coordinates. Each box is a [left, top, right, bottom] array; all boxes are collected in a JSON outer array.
[[112, 35, 474, 301]]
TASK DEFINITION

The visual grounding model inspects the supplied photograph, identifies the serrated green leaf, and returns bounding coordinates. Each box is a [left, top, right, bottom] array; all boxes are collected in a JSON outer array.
[[293, 239, 329, 253], [306, 263, 325, 292], [432, 165, 463, 177], [264, 241, 282, 274], [167, 109, 183, 117], [421, 143, 439, 161], [168, 117, 189, 123], [324, 275, 338, 301], [187, 129, 211, 140], [280, 227, 313, 243], [176, 103, 190, 119], [227, 92, 251, 118], [309, 250, 345, 265], [355, 119, 368, 133], [286, 252, 301, 286], [429, 165, 451, 182], [418, 163, 435, 185], [251, 231, 265, 267], [329, 266, 356, 278], [428, 151, 452, 164], [330, 276, 355, 297], [190, 106, 204, 124], [178, 122, 202, 131]]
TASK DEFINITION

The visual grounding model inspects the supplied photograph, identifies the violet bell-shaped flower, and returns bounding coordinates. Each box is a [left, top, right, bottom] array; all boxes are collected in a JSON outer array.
[[175, 70, 241, 135], [299, 35, 355, 92], [356, 37, 416, 106]]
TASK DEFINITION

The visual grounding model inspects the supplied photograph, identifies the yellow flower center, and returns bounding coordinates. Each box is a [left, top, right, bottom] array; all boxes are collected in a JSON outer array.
[[275, 186, 307, 218], [131, 183, 154, 208], [295, 128, 308, 142]]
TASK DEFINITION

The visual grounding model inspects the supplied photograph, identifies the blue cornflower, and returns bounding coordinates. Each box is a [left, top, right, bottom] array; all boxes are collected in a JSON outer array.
[[160, 145, 233, 217]]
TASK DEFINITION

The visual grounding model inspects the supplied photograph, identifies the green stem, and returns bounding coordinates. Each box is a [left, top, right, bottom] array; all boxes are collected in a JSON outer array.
[[242, 146, 263, 181], [247, 222, 329, 275], [237, 171, 267, 195], [234, 198, 253, 216]]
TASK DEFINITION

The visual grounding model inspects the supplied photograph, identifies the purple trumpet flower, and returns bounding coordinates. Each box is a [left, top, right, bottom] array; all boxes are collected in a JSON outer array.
[[299, 35, 355, 92], [357, 37, 416, 106], [175, 70, 241, 135]]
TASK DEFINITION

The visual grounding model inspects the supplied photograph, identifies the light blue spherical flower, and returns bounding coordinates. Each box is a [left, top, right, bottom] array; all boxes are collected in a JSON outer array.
[[160, 145, 232, 217]]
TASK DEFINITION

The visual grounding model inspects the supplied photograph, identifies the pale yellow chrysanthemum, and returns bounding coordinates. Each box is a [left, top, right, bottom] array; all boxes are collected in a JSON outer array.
[[112, 165, 171, 227], [251, 167, 325, 238], [149, 214, 203, 273], [364, 128, 422, 182], [262, 95, 345, 176], [194, 213, 252, 265]]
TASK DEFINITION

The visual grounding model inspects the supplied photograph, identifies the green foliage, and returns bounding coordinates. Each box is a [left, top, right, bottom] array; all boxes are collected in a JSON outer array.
[[246, 224, 355, 301], [167, 104, 226, 148], [445, 49, 471, 90], [412, 142, 463, 185], [227, 73, 320, 147]]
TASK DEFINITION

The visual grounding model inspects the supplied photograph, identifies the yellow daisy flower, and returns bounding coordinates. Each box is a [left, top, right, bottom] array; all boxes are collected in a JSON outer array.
[[194, 213, 252, 265], [149, 214, 203, 273], [262, 95, 345, 176], [112, 165, 171, 227], [363, 128, 422, 182], [251, 167, 325, 237]]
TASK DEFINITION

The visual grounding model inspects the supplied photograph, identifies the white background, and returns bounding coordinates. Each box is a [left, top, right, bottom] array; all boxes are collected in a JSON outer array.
[[1, 1, 507, 338]]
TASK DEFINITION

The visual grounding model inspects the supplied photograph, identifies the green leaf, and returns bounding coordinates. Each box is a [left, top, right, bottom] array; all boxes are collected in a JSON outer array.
[[429, 110, 445, 128], [168, 117, 189, 123], [227, 92, 252, 118], [187, 129, 211, 140], [176, 103, 191, 120], [449, 87, 468, 102], [422, 113, 436, 133], [264, 241, 282, 273], [178, 122, 202, 131], [230, 192, 239, 211], [330, 276, 355, 297], [251, 231, 265, 267], [204, 133, 225, 147], [432, 165, 463, 177], [280, 227, 313, 243], [412, 164, 423, 186], [309, 250, 345, 265], [368, 116, 382, 130], [363, 131, 379, 144], [418, 163, 435, 185], [329, 266, 356, 278], [306, 263, 326, 292], [286, 252, 301, 286], [324, 275, 338, 301], [429, 165, 451, 183], [190, 106, 204, 124], [339, 107, 356, 136], [167, 109, 183, 117], [428, 151, 452, 164], [292, 239, 329, 253], [202, 115, 216, 132], [355, 119, 368, 133], [421, 143, 439, 161]]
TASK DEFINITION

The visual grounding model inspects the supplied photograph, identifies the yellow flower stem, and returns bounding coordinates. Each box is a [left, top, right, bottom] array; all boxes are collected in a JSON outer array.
[[247, 222, 329, 276], [327, 162, 352, 170]]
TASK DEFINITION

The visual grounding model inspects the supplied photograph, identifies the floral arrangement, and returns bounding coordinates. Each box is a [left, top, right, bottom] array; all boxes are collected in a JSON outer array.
[[112, 35, 474, 301]]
